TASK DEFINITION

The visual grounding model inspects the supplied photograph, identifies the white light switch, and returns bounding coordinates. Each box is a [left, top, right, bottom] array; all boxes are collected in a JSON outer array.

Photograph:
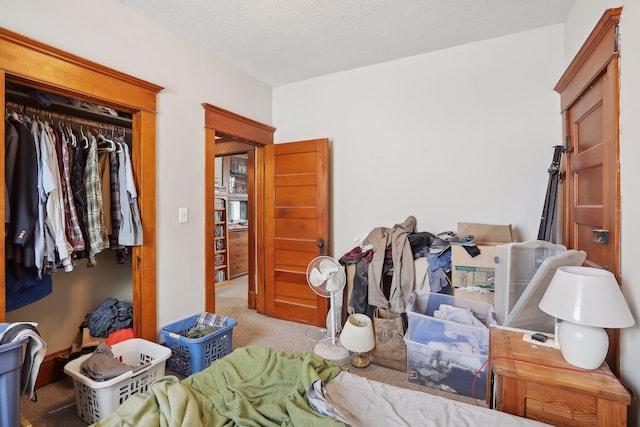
[[178, 208, 189, 223]]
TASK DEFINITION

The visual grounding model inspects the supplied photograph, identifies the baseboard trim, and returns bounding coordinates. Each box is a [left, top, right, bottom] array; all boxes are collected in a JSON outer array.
[[36, 348, 70, 387]]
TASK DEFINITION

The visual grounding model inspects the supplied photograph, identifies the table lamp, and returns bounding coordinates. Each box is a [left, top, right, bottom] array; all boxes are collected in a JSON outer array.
[[340, 313, 375, 368], [539, 266, 634, 370]]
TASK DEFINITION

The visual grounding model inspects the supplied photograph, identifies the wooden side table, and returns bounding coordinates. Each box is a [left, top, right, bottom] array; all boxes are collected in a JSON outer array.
[[489, 327, 630, 426]]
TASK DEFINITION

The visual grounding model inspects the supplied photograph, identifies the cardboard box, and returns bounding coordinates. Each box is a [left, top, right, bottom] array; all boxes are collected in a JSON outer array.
[[453, 286, 495, 306], [451, 223, 513, 289]]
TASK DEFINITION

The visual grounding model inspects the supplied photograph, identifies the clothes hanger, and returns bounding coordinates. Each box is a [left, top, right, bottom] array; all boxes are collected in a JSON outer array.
[[80, 125, 89, 149], [97, 133, 116, 152]]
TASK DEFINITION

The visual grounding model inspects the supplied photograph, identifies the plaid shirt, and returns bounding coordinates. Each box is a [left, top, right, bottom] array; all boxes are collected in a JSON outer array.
[[109, 147, 124, 250], [83, 134, 107, 263], [58, 126, 85, 252]]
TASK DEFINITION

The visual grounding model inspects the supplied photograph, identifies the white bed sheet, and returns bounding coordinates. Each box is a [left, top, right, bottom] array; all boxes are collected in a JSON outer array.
[[314, 371, 550, 427]]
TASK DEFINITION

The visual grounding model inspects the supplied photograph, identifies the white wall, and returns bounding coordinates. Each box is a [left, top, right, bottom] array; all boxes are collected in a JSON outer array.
[[274, 25, 563, 258], [0, 0, 273, 350], [564, 1, 640, 424]]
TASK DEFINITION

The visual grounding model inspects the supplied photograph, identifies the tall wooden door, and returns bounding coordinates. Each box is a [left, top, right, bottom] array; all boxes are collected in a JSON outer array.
[[555, 8, 621, 373], [562, 76, 618, 271], [264, 139, 330, 326]]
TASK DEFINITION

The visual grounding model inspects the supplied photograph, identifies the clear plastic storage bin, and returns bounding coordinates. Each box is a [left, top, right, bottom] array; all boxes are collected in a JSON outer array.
[[404, 290, 495, 399], [494, 241, 586, 333], [493, 240, 566, 325]]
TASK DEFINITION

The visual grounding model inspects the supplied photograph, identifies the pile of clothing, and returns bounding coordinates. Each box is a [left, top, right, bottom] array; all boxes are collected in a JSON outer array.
[[88, 297, 133, 338], [340, 216, 481, 318], [182, 313, 228, 339], [80, 343, 135, 381]]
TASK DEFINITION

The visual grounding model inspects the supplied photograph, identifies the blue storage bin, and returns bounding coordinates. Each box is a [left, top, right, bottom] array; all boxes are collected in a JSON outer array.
[[160, 314, 237, 376], [0, 339, 26, 427]]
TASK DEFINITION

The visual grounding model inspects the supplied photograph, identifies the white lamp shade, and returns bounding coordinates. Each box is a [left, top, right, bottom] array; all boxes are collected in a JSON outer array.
[[539, 266, 634, 328], [340, 314, 375, 353]]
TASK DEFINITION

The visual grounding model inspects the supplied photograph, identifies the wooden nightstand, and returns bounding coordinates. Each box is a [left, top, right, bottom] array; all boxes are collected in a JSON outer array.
[[489, 327, 630, 426]]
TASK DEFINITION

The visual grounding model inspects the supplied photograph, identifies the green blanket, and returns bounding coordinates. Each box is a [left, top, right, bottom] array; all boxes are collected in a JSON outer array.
[[93, 346, 344, 427]]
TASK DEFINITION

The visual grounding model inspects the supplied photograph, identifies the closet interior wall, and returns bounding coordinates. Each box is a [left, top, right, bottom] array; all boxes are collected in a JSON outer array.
[[4, 84, 136, 356]]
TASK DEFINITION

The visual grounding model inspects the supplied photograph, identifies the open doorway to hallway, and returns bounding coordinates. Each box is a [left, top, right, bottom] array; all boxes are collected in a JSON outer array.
[[215, 153, 250, 286]]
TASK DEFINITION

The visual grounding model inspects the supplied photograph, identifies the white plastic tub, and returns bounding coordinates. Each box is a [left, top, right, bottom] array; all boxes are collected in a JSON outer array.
[[64, 338, 171, 424]]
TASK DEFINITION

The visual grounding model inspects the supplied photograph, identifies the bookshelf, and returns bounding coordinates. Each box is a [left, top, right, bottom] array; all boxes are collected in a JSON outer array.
[[228, 155, 248, 195], [214, 196, 230, 285]]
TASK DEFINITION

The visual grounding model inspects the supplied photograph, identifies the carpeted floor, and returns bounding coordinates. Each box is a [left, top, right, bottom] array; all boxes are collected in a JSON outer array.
[[19, 276, 483, 426]]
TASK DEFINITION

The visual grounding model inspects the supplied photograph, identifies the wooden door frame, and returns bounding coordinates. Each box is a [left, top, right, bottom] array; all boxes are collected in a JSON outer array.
[[554, 7, 622, 373], [203, 104, 274, 313], [0, 28, 162, 343]]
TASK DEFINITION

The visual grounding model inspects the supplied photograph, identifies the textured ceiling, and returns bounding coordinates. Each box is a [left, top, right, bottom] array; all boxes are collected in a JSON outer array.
[[114, 0, 575, 87]]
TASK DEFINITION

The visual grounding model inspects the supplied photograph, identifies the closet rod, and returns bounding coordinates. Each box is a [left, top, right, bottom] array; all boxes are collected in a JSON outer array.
[[6, 101, 131, 136], [5, 88, 133, 128]]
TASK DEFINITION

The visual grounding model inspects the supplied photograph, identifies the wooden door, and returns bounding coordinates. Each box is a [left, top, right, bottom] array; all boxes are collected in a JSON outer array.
[[563, 76, 617, 271], [264, 139, 330, 326], [555, 8, 621, 373]]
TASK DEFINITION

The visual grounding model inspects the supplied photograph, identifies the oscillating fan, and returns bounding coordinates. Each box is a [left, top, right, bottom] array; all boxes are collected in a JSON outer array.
[[306, 256, 349, 360]]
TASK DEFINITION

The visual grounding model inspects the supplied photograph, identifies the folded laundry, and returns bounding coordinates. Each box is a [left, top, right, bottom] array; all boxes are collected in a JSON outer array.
[[80, 343, 134, 381], [185, 325, 221, 339], [433, 304, 486, 328]]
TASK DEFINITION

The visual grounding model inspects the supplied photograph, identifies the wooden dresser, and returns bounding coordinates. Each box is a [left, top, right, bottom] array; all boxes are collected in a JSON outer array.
[[489, 327, 630, 426], [228, 227, 248, 278]]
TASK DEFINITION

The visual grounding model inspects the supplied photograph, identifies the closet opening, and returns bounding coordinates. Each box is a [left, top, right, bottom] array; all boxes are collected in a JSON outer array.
[[1, 27, 162, 386], [4, 80, 142, 382]]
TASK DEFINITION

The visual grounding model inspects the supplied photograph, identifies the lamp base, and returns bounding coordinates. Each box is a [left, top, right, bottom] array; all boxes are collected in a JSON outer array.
[[558, 320, 609, 370], [313, 339, 350, 361], [350, 352, 371, 368]]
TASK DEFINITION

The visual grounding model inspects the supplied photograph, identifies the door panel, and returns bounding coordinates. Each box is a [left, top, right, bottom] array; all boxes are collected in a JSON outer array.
[[565, 76, 612, 271], [264, 139, 329, 326], [555, 8, 621, 373]]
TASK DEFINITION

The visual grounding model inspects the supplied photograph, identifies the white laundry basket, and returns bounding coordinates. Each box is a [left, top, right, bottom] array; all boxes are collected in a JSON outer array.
[[63, 338, 171, 424]]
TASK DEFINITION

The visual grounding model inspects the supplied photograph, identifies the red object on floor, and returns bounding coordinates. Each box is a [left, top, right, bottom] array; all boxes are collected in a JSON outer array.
[[106, 328, 135, 346]]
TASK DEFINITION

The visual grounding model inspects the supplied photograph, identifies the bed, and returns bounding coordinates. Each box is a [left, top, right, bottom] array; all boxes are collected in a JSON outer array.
[[92, 346, 549, 427]]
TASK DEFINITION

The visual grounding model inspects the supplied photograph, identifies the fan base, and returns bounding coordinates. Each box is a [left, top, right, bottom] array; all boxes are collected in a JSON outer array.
[[313, 340, 350, 361]]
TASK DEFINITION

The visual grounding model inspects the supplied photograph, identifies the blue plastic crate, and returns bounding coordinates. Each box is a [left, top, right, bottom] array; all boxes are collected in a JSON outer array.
[[0, 339, 26, 427], [160, 314, 237, 376]]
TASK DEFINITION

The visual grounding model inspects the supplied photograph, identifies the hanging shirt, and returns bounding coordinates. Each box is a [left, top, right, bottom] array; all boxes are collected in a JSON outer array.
[[83, 133, 107, 265], [117, 141, 143, 246], [40, 121, 74, 272], [98, 150, 112, 237], [58, 126, 85, 253], [70, 129, 89, 259], [23, 116, 46, 278], [108, 148, 123, 249]]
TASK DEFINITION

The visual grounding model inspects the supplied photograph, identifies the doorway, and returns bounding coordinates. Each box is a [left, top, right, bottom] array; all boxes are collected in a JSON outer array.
[[203, 105, 331, 328], [215, 151, 250, 284], [203, 103, 275, 313]]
